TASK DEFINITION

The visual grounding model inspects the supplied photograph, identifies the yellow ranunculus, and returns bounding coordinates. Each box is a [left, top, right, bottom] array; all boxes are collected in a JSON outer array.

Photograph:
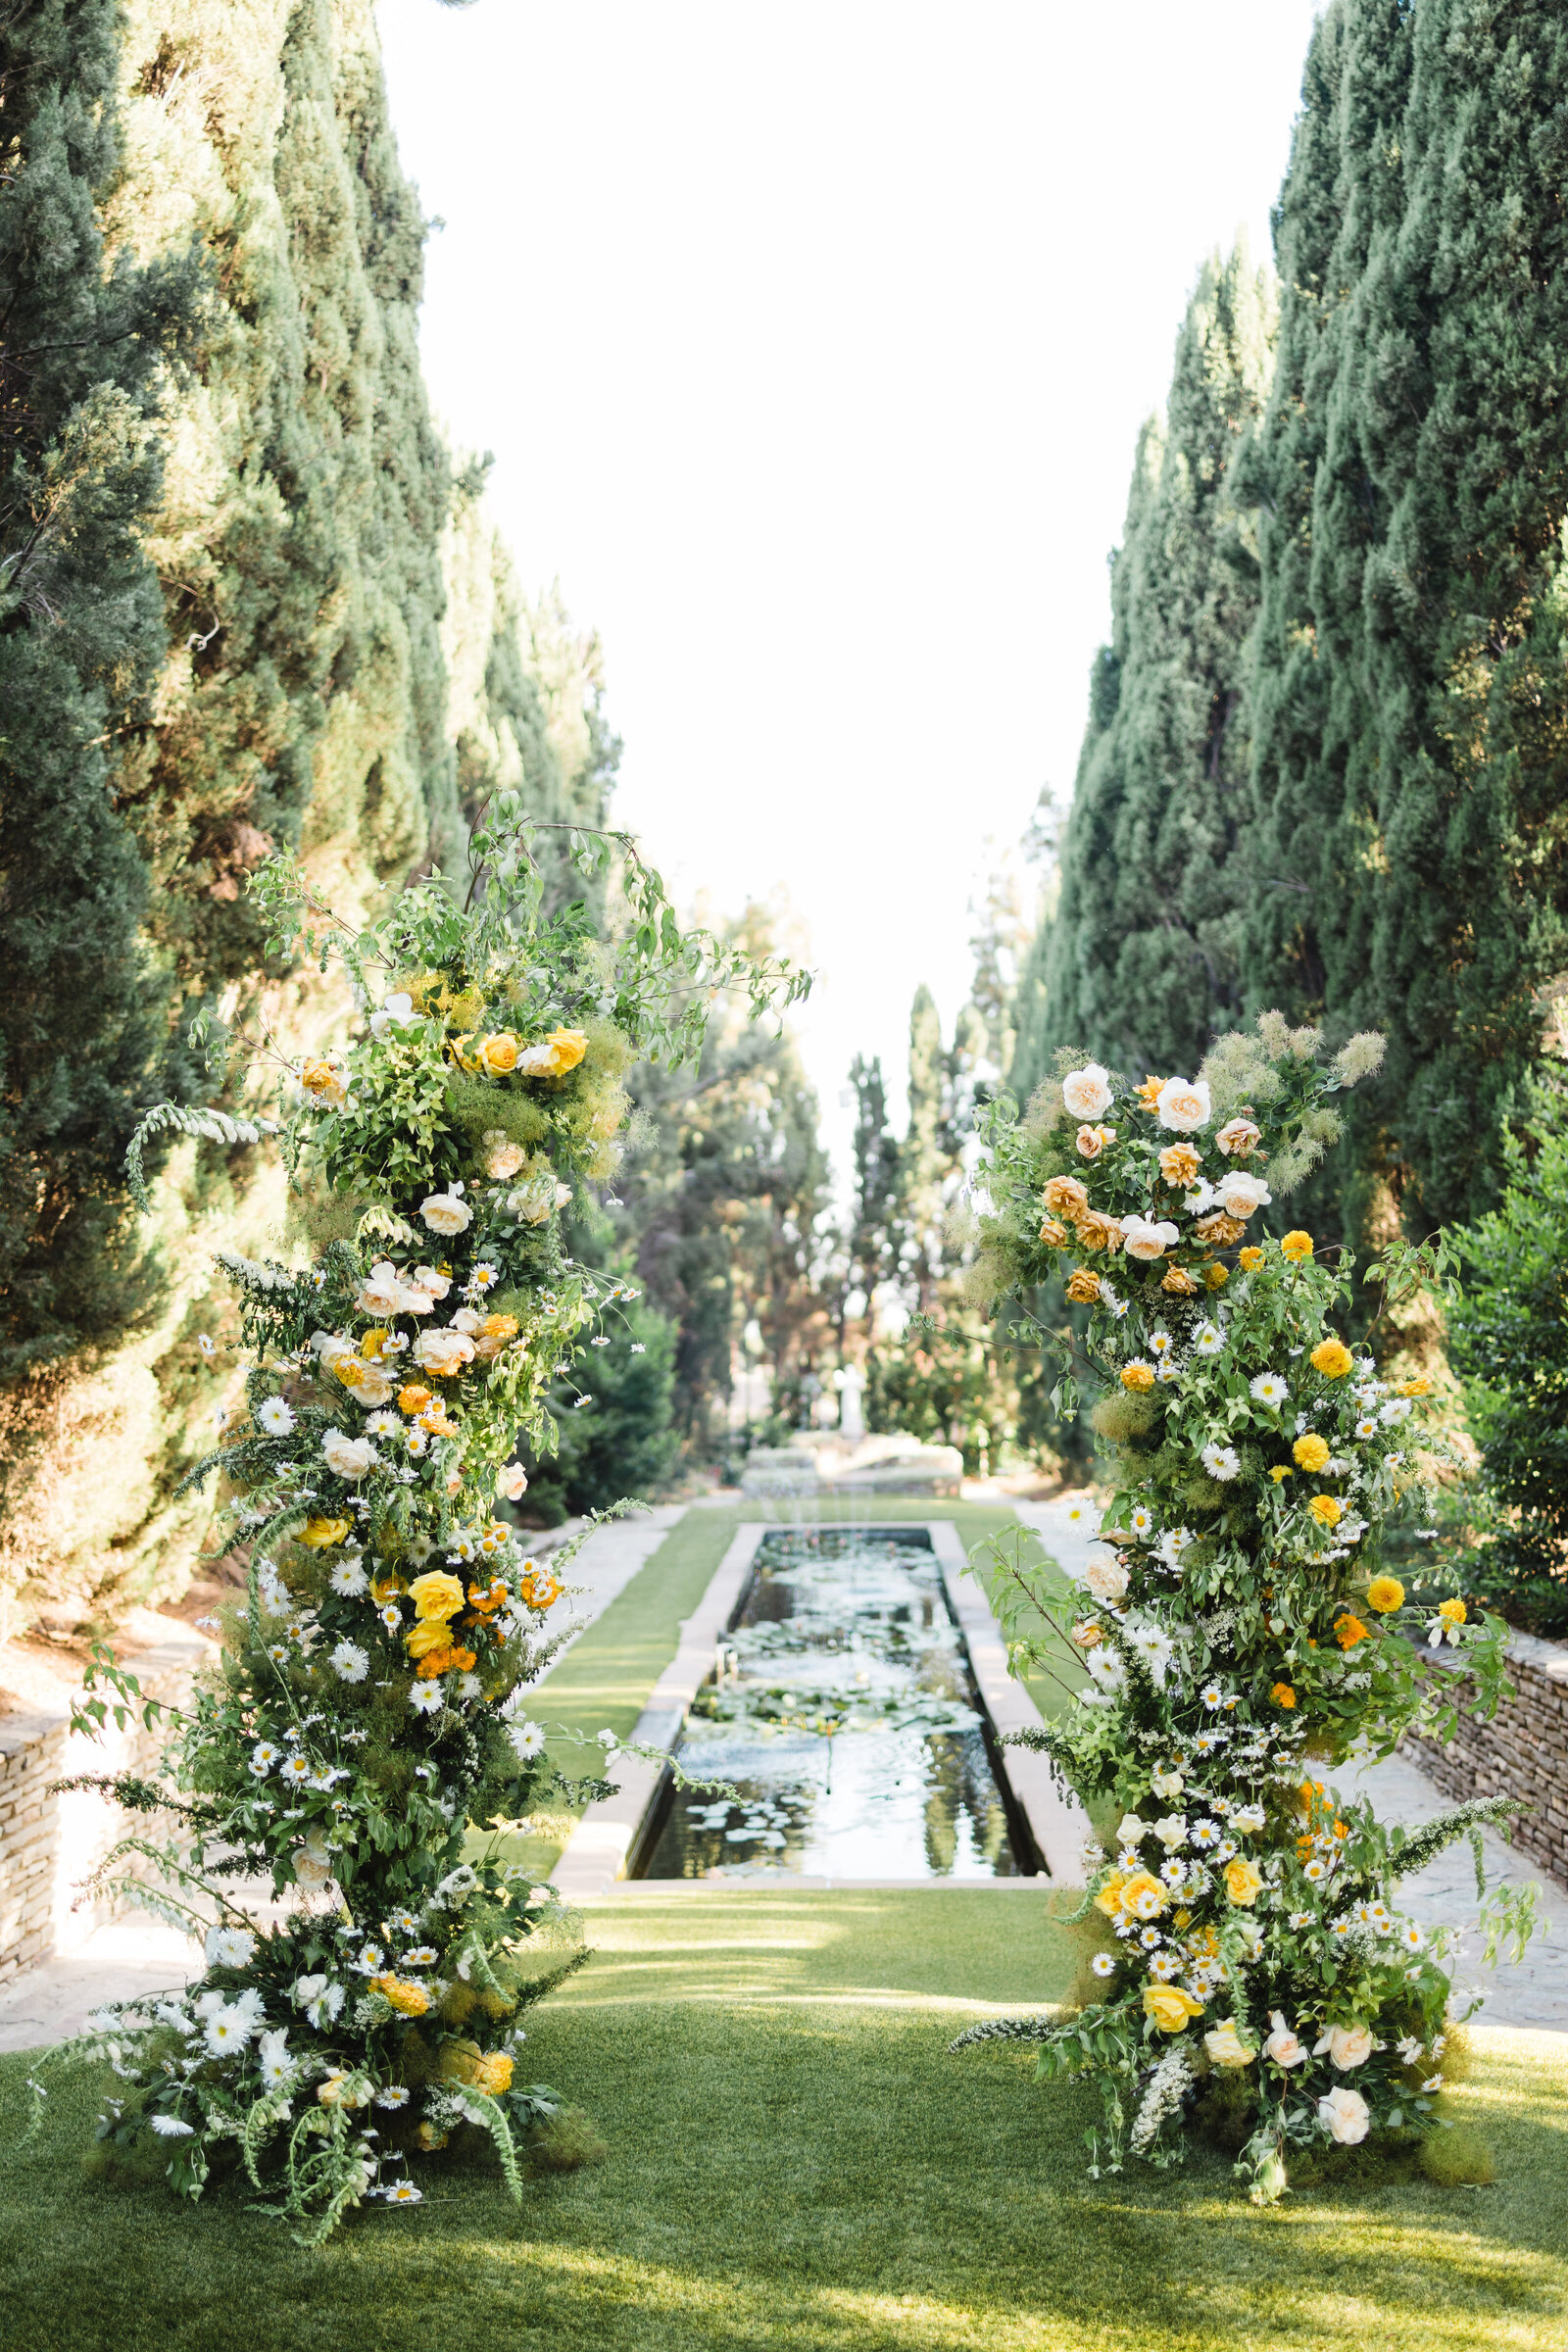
[[1308, 1494, 1343, 1528], [1202, 2018, 1258, 2069], [1281, 1230, 1314, 1262], [1269, 1465, 1292, 1484], [1293, 1433, 1330, 1472], [398, 1383, 434, 1416], [1438, 1596, 1467, 1626], [478, 1031, 520, 1075], [1396, 1375, 1433, 1396], [1310, 1337, 1352, 1379], [301, 1517, 352, 1550], [473, 2051, 514, 2096], [408, 1568, 466, 1622], [1365, 1576, 1404, 1614], [1223, 1858, 1262, 1907], [1120, 1361, 1155, 1392], [1143, 1985, 1204, 2034], [1238, 1246, 1264, 1272], [1202, 1262, 1229, 1290], [370, 1974, 431, 2018]]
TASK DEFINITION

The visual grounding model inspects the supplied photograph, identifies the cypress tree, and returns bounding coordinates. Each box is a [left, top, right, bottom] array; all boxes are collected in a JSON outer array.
[[1020, 242, 1276, 1095], [1241, 0, 1568, 1235]]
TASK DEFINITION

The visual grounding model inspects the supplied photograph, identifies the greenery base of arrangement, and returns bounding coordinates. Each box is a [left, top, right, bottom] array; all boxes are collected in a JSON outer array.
[[24, 814, 802, 2242], [956, 1018, 1538, 2201]]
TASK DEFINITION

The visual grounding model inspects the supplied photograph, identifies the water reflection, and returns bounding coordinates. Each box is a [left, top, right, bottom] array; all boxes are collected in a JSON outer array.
[[641, 1527, 1028, 1881]]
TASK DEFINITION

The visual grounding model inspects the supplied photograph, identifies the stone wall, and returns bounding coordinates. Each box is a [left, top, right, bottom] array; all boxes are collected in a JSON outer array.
[[1402, 1628, 1568, 1891], [0, 1628, 212, 1988]]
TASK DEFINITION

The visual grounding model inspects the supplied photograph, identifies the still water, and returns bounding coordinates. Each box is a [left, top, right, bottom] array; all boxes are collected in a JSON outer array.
[[640, 1526, 1030, 1881]]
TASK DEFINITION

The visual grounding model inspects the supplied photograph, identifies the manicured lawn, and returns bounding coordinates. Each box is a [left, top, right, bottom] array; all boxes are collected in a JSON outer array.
[[3, 1886, 1563, 2352]]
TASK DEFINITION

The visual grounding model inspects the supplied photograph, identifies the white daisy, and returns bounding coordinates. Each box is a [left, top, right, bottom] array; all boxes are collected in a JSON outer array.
[[149, 2113, 196, 2137], [280, 1754, 312, 1784], [1090, 1952, 1118, 1978], [1401, 1922, 1424, 1952], [330, 1561, 369, 1597], [1200, 1443, 1241, 1481], [249, 1740, 281, 1777], [1190, 1820, 1221, 1848], [1200, 1684, 1224, 1711], [366, 1410, 400, 1437], [1354, 1416, 1378, 1441], [1149, 1331, 1173, 1358], [1289, 1911, 1314, 1931], [384, 2180, 423, 2204], [257, 1396, 296, 1436], [1148, 1951, 1182, 1982], [1195, 1323, 1224, 1356], [1302, 1857, 1328, 1883], [1249, 1372, 1289, 1408], [375, 2085, 412, 2110], [203, 2004, 253, 2055], [1137, 1926, 1163, 1950], [1156, 1358, 1182, 1383], [409, 1683, 443, 1716], [329, 1641, 369, 1684], [401, 1946, 439, 1967], [1128, 1505, 1154, 1538]]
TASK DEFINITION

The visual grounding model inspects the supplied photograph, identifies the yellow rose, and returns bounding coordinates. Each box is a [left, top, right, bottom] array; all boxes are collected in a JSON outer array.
[[1203, 2018, 1258, 2070], [1310, 1337, 1352, 1379], [546, 1027, 588, 1073], [1309, 1494, 1343, 1528], [1223, 1858, 1262, 1907], [1092, 1870, 1128, 1922], [1281, 1230, 1314, 1262], [478, 1031, 520, 1075], [301, 1517, 352, 1550], [1065, 1268, 1102, 1305], [1120, 1360, 1156, 1392], [1365, 1576, 1404, 1614], [1119, 1870, 1167, 1921], [408, 1569, 466, 1622], [405, 1620, 453, 1659], [1144, 1985, 1204, 2034], [1270, 1681, 1297, 1708]]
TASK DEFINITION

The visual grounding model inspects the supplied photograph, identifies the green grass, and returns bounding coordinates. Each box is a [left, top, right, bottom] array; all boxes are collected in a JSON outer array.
[[509, 1498, 1080, 1876], [2, 1887, 1564, 2351]]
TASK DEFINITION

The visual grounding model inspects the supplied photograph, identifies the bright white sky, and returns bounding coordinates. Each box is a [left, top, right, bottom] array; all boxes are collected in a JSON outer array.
[[376, 0, 1323, 1183]]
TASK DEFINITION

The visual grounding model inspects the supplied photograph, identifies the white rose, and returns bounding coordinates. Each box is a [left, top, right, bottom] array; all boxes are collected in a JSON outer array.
[[1084, 1555, 1130, 1605], [1314, 2022, 1374, 2070], [1318, 2084, 1370, 2144], [368, 991, 415, 1038], [321, 1430, 377, 1480], [413, 1327, 477, 1378], [356, 1260, 411, 1317], [1151, 1768, 1184, 1799], [1061, 1061, 1113, 1120], [411, 1264, 452, 1301], [419, 1191, 472, 1236], [1152, 1814, 1187, 1849], [497, 1464, 529, 1501], [1215, 1171, 1272, 1220], [1121, 1214, 1180, 1261], [1264, 2011, 1307, 2068], [1115, 1813, 1148, 1848], [310, 1330, 354, 1365], [291, 1973, 328, 2006], [451, 1307, 482, 1335], [1154, 1076, 1212, 1133], [505, 1172, 560, 1225]]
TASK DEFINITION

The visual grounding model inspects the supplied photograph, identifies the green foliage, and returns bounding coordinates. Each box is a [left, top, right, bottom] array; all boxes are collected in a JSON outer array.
[[1020, 244, 1276, 1095], [865, 1324, 996, 1473], [0, 0, 204, 1380], [1241, 0, 1568, 1234], [518, 1285, 679, 1524], [1447, 1076, 1568, 1633]]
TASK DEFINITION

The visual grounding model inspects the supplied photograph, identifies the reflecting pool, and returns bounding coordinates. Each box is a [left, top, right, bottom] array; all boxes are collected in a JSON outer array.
[[640, 1526, 1032, 1881]]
